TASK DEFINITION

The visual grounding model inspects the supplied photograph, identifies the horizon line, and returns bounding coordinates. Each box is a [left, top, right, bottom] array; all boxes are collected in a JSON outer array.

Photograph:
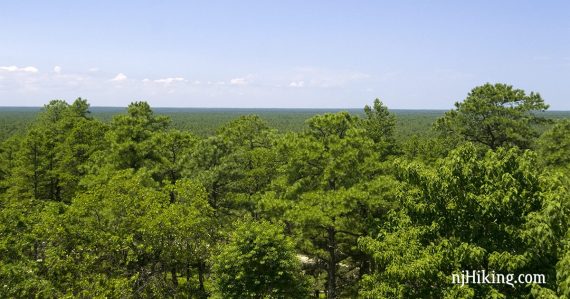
[[0, 105, 453, 111], [1, 106, 570, 112]]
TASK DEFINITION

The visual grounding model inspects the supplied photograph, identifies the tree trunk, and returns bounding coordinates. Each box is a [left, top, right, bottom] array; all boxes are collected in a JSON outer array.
[[186, 262, 191, 289], [198, 261, 206, 297], [198, 261, 206, 293], [327, 226, 337, 299], [171, 266, 178, 287]]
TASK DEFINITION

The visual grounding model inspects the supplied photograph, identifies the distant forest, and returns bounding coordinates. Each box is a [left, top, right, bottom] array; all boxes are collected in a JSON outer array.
[[1, 83, 570, 298], [0, 107, 452, 141]]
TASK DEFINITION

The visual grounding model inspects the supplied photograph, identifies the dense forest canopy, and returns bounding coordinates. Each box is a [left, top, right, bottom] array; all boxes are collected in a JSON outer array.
[[1, 83, 570, 298], [3, 106, 568, 144]]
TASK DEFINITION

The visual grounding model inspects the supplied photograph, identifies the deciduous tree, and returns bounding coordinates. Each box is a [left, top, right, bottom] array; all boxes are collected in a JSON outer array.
[[212, 220, 309, 298]]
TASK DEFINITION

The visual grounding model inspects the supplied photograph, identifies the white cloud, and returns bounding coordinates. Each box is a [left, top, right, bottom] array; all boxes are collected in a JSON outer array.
[[154, 77, 186, 84], [22, 66, 39, 73], [289, 80, 305, 88], [111, 73, 127, 81], [53, 66, 62, 73], [290, 67, 370, 88], [0, 65, 39, 73], [88, 67, 100, 72], [230, 77, 249, 85]]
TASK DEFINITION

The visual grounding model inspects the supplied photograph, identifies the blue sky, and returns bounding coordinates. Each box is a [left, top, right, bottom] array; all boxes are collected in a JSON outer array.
[[1, 1, 569, 109]]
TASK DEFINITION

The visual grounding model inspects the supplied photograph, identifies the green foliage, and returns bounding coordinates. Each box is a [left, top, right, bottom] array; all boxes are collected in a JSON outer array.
[[34, 171, 214, 297], [0, 197, 57, 297], [5, 98, 105, 202], [362, 98, 396, 154], [3, 107, 567, 145], [151, 129, 197, 185], [0, 89, 569, 298], [0, 135, 20, 192], [537, 119, 570, 168], [282, 112, 378, 194], [269, 112, 398, 298], [399, 134, 455, 164], [106, 101, 170, 170], [435, 83, 550, 149], [212, 220, 309, 298], [359, 143, 569, 298], [189, 115, 278, 216]]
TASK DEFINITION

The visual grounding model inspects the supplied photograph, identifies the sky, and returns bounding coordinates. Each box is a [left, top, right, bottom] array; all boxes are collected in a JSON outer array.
[[0, 1, 569, 109]]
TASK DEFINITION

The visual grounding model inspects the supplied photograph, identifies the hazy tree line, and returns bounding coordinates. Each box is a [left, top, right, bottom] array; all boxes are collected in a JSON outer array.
[[1, 83, 569, 298]]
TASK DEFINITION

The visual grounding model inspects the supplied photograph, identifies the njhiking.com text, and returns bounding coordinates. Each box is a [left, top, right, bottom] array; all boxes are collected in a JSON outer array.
[[452, 270, 546, 287]]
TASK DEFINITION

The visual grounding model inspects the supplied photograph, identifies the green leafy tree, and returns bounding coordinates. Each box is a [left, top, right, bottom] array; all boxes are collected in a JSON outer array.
[[149, 179, 216, 296], [38, 170, 215, 297], [0, 195, 59, 297], [359, 143, 569, 298], [2, 97, 569, 298], [189, 135, 232, 211], [55, 107, 107, 202], [362, 98, 396, 154], [532, 119, 570, 298], [8, 127, 50, 199], [537, 119, 570, 168], [215, 115, 278, 214], [212, 220, 310, 298], [7, 98, 104, 202], [435, 83, 549, 149], [106, 101, 170, 170], [399, 134, 454, 164], [151, 130, 198, 203], [0, 135, 20, 193], [273, 112, 393, 298], [189, 115, 278, 215]]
